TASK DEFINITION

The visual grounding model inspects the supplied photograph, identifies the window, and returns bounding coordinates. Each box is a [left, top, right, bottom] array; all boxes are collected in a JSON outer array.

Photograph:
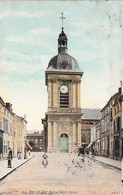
[[35, 139, 38, 144], [117, 117, 120, 132], [10, 123, 12, 135], [14, 131, 16, 138], [3, 118, 8, 132], [8, 141, 10, 150], [105, 137, 107, 150], [60, 92, 69, 108], [97, 130, 100, 139], [110, 108, 112, 120], [102, 138, 105, 150], [39, 139, 42, 144], [110, 142, 113, 155], [3, 141, 7, 154], [114, 118, 118, 133], [101, 119, 104, 133], [81, 134, 86, 143], [4, 108, 6, 115], [0, 117, 2, 129]]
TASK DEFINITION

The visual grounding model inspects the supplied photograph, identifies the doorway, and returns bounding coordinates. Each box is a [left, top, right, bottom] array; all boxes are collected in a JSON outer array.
[[60, 134, 68, 153]]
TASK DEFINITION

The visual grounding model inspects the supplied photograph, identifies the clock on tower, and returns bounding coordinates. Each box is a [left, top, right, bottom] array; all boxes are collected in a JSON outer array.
[[60, 85, 68, 93]]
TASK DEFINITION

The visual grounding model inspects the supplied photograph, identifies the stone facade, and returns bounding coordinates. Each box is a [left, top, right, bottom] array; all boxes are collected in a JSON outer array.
[[42, 27, 83, 153], [91, 86, 123, 160], [0, 96, 27, 159], [46, 73, 82, 153], [101, 104, 110, 158]]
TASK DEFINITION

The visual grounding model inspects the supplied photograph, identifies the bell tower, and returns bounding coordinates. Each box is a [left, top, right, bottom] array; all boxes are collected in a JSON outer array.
[[43, 14, 83, 153]]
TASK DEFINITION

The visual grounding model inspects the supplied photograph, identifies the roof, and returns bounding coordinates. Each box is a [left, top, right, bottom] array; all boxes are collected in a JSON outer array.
[[27, 133, 43, 137], [46, 52, 82, 73], [82, 108, 102, 120], [101, 87, 121, 112], [0, 97, 5, 106]]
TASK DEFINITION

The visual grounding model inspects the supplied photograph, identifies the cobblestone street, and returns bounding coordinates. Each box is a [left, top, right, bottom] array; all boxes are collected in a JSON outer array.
[[0, 152, 122, 195]]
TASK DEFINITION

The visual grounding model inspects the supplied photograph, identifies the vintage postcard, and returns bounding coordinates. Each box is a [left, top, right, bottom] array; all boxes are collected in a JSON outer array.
[[0, 1, 123, 195]]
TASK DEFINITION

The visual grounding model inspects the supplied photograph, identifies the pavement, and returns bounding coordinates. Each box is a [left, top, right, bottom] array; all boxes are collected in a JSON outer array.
[[0, 154, 34, 181], [0, 152, 121, 182], [87, 154, 121, 170], [0, 152, 122, 195]]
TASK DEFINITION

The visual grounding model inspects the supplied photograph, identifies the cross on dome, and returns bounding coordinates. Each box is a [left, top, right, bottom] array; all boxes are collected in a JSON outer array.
[[60, 12, 65, 31]]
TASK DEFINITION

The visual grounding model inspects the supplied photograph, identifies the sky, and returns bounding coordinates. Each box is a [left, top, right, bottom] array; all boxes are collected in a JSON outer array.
[[0, 1, 122, 131]]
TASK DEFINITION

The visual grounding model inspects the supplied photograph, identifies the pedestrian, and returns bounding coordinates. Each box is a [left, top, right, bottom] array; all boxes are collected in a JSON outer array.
[[42, 153, 48, 168], [8, 148, 12, 159], [121, 156, 123, 183], [17, 149, 22, 160], [8, 148, 12, 168]]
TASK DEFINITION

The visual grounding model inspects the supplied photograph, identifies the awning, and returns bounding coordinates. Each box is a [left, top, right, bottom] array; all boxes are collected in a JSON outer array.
[[113, 133, 119, 137], [26, 142, 32, 150], [86, 142, 93, 149]]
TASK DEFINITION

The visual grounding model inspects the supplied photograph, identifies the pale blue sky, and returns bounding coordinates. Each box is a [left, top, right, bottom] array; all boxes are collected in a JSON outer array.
[[0, 1, 122, 130]]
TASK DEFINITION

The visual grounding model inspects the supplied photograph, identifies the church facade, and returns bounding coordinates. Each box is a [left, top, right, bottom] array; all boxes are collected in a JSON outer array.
[[42, 27, 83, 153]]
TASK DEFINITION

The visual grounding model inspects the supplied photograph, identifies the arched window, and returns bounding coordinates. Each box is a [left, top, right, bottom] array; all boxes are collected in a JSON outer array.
[[81, 134, 86, 143]]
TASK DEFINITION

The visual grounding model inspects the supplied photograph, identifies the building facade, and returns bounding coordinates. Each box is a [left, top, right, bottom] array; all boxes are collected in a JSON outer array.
[[42, 27, 83, 153], [101, 104, 110, 158], [108, 88, 122, 160], [95, 121, 101, 156], [0, 96, 27, 159], [3, 103, 13, 159], [81, 109, 101, 149], [27, 132, 43, 151], [91, 86, 123, 160], [81, 108, 101, 154], [0, 97, 4, 159]]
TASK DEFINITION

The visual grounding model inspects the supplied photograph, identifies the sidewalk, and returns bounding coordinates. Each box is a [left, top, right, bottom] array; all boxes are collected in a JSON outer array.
[[0, 155, 34, 181], [87, 155, 121, 170]]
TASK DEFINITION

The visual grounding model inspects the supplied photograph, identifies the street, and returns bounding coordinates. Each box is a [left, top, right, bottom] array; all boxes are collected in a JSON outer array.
[[0, 152, 122, 195]]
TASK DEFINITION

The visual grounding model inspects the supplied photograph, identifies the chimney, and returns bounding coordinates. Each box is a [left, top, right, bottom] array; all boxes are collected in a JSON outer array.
[[118, 87, 121, 94], [6, 103, 12, 113], [24, 114, 26, 120]]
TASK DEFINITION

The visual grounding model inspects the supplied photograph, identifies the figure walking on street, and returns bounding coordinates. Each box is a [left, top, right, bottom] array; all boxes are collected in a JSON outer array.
[[17, 149, 22, 160], [8, 148, 12, 168], [8, 148, 13, 159], [42, 153, 48, 168]]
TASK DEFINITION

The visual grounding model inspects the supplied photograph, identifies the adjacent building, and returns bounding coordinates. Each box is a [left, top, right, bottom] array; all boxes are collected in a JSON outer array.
[[101, 104, 110, 158], [27, 132, 43, 151], [0, 96, 27, 159], [95, 121, 101, 156], [81, 108, 101, 150], [0, 97, 4, 159], [90, 86, 123, 160], [3, 103, 13, 159]]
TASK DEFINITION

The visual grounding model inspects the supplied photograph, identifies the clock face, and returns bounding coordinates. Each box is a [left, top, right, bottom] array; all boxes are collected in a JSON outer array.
[[60, 85, 68, 94]]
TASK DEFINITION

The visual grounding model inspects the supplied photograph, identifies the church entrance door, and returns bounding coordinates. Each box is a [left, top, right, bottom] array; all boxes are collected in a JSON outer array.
[[60, 134, 68, 153]]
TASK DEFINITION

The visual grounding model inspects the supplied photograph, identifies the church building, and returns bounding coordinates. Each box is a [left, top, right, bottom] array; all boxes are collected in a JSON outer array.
[[42, 20, 83, 153]]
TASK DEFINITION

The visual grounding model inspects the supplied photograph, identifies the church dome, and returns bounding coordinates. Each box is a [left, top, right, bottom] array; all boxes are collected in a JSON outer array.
[[47, 52, 80, 71]]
